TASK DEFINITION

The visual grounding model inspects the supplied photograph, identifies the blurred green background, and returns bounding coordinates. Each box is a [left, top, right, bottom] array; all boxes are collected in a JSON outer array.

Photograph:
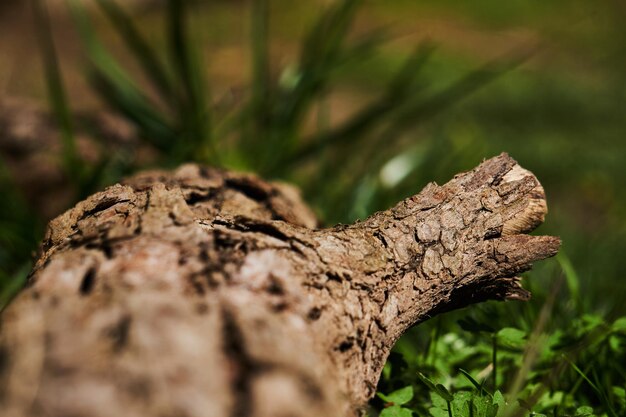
[[1, 1, 626, 415]]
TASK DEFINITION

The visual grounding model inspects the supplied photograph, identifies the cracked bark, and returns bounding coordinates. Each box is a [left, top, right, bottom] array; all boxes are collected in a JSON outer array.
[[0, 153, 560, 417]]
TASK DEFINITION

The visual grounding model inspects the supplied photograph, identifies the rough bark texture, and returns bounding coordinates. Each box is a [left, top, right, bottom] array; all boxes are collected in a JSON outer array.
[[0, 154, 560, 417]]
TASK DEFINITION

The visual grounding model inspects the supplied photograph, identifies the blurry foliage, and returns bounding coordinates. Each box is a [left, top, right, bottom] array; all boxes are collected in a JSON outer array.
[[0, 161, 38, 308], [376, 257, 626, 417], [1, 0, 626, 415], [64, 0, 511, 180]]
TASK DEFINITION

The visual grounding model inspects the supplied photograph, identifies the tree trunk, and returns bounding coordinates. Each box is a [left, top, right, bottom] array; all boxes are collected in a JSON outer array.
[[0, 154, 559, 417]]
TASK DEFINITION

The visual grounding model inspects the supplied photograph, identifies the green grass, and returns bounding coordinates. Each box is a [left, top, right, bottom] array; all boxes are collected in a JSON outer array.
[[376, 260, 626, 417], [1, 0, 625, 415]]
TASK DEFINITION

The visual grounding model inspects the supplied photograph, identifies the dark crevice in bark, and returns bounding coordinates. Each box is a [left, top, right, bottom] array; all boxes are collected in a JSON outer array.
[[213, 218, 307, 257], [41, 237, 53, 253], [107, 315, 132, 353], [185, 191, 215, 206], [222, 308, 255, 417], [233, 218, 291, 243], [102, 242, 114, 259], [326, 272, 343, 283], [373, 231, 388, 248], [266, 276, 285, 295], [225, 178, 269, 202], [337, 338, 355, 352], [79, 267, 97, 295], [484, 227, 502, 240], [0, 345, 9, 377], [307, 307, 322, 321], [79, 198, 130, 220]]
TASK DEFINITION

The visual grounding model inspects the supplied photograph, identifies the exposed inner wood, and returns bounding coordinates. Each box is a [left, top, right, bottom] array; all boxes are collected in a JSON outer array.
[[0, 153, 559, 417]]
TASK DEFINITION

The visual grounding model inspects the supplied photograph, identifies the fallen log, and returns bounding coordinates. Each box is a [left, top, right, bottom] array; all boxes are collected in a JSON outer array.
[[0, 153, 559, 417]]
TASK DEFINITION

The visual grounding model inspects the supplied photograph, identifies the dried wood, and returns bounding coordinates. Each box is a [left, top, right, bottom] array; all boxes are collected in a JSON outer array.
[[0, 154, 559, 417]]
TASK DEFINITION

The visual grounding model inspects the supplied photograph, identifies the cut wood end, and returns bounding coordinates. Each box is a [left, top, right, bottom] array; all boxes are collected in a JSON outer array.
[[472, 154, 549, 236], [500, 163, 548, 235], [502, 196, 547, 235]]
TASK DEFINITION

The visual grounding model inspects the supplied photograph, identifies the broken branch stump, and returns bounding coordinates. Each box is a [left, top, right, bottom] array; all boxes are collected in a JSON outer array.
[[0, 153, 560, 417]]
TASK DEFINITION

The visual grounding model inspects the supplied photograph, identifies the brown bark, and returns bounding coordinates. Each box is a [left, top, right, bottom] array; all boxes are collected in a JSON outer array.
[[0, 154, 559, 417]]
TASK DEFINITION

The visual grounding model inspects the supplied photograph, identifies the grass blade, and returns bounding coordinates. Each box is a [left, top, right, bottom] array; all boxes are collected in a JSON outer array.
[[69, 0, 176, 151], [389, 54, 525, 133], [565, 356, 618, 417], [288, 43, 435, 167], [238, 0, 273, 169], [459, 369, 488, 395], [33, 0, 81, 180], [557, 251, 581, 302], [277, 0, 361, 128], [91, 70, 177, 150], [167, 0, 215, 163], [94, 0, 176, 104], [250, 0, 270, 119]]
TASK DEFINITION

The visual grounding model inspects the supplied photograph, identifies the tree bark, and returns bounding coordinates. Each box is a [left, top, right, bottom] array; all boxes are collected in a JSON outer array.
[[0, 153, 559, 417]]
